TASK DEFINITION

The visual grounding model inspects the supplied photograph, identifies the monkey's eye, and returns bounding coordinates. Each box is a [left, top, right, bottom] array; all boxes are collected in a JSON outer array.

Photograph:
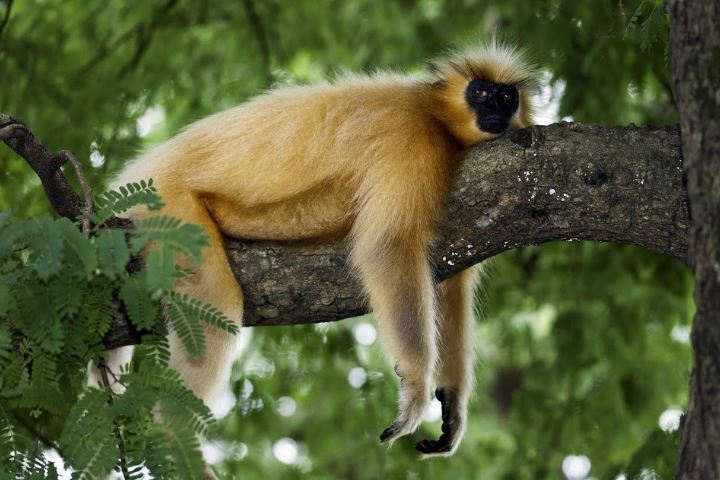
[[501, 92, 513, 103], [472, 88, 488, 98]]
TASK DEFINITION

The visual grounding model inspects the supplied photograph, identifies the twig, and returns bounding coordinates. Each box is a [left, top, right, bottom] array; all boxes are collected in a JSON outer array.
[[117, 0, 178, 78], [98, 360, 127, 388], [0, 0, 13, 39], [59, 150, 94, 236], [0, 113, 84, 220], [241, 0, 273, 85], [98, 361, 130, 480]]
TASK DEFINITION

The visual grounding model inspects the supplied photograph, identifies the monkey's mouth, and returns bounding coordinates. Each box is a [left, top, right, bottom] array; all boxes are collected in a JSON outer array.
[[478, 117, 509, 134]]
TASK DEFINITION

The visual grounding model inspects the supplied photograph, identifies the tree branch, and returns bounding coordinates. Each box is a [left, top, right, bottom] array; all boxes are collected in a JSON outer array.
[[228, 123, 687, 327], [0, 114, 687, 347], [0, 0, 13, 40], [240, 0, 273, 86], [0, 113, 84, 220]]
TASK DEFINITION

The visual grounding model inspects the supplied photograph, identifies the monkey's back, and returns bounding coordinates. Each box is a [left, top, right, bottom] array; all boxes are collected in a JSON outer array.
[[115, 74, 455, 242]]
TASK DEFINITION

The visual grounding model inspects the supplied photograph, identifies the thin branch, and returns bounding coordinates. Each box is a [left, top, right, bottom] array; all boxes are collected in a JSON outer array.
[[98, 361, 130, 480], [0, 114, 83, 220], [80, 0, 178, 77], [117, 0, 178, 78], [60, 150, 94, 236], [0, 0, 13, 40], [241, 0, 273, 85]]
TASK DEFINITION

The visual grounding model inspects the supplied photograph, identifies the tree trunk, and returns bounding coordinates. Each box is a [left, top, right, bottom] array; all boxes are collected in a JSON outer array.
[[669, 1, 720, 478]]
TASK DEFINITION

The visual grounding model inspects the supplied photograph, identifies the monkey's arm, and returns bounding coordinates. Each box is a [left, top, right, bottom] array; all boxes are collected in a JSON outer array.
[[352, 229, 438, 444], [348, 134, 456, 444]]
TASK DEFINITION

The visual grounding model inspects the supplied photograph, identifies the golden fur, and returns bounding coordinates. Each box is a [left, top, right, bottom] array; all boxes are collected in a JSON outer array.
[[93, 40, 536, 457]]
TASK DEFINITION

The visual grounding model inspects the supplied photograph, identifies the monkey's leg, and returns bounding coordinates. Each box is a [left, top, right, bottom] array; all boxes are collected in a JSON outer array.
[[163, 195, 244, 406], [353, 240, 437, 445], [416, 267, 478, 456]]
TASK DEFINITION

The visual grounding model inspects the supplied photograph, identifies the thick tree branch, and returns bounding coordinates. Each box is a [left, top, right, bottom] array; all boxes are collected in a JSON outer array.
[[229, 122, 687, 327], [0, 115, 687, 347]]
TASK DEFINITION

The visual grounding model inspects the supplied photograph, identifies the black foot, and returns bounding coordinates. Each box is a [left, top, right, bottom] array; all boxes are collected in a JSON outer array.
[[415, 388, 459, 455]]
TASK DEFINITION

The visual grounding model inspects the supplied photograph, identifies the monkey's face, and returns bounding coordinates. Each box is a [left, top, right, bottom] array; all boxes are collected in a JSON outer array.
[[465, 80, 520, 134]]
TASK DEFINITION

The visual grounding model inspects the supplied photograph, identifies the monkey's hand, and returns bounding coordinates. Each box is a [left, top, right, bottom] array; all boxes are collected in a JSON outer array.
[[415, 388, 465, 456], [379, 377, 430, 445]]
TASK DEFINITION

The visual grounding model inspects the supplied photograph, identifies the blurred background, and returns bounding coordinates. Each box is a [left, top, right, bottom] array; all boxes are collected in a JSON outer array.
[[0, 0, 691, 478]]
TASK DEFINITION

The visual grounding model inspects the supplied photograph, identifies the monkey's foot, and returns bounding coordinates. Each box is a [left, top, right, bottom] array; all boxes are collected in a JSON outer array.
[[379, 381, 429, 444], [415, 389, 465, 456]]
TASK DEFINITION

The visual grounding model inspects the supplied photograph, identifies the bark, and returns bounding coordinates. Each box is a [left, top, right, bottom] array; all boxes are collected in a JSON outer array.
[[669, 1, 720, 478]]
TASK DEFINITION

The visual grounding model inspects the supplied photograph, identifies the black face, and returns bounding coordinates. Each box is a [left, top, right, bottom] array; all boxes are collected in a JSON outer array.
[[465, 79, 520, 134]]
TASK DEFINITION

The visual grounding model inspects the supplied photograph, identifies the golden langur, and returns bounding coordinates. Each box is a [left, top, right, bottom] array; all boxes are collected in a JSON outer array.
[[101, 40, 535, 456]]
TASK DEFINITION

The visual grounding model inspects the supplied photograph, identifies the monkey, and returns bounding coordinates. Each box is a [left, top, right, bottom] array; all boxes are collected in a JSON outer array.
[[92, 39, 536, 457]]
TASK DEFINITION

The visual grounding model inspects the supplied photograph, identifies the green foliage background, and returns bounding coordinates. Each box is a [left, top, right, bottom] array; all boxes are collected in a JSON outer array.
[[0, 0, 691, 479]]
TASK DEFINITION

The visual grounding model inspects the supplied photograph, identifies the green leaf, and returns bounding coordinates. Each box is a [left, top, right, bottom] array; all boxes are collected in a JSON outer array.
[[0, 324, 11, 361], [0, 213, 27, 261], [56, 217, 97, 279], [60, 388, 117, 478], [0, 211, 10, 231], [92, 179, 164, 226], [49, 274, 84, 320], [25, 216, 64, 281], [162, 420, 205, 480], [95, 228, 130, 279], [131, 216, 208, 262], [79, 285, 115, 344], [164, 293, 206, 357], [0, 277, 8, 317], [18, 353, 61, 414], [120, 275, 159, 330], [10, 283, 65, 354], [117, 366, 213, 435], [144, 245, 178, 292], [168, 291, 239, 335]]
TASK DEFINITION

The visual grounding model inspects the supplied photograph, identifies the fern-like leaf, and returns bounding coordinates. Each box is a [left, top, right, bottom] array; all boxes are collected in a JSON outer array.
[[26, 216, 64, 281], [131, 216, 208, 262], [18, 353, 61, 414], [78, 285, 115, 345], [92, 180, 163, 226], [119, 275, 159, 330], [164, 294, 205, 357], [49, 274, 84, 320], [162, 419, 205, 480], [0, 276, 8, 318], [56, 218, 97, 280], [10, 283, 65, 354], [59, 388, 117, 479], [0, 219, 31, 264], [95, 229, 130, 279], [168, 292, 239, 335]]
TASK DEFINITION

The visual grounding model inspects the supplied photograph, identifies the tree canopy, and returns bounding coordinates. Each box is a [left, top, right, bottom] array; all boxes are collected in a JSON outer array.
[[0, 1, 692, 479]]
